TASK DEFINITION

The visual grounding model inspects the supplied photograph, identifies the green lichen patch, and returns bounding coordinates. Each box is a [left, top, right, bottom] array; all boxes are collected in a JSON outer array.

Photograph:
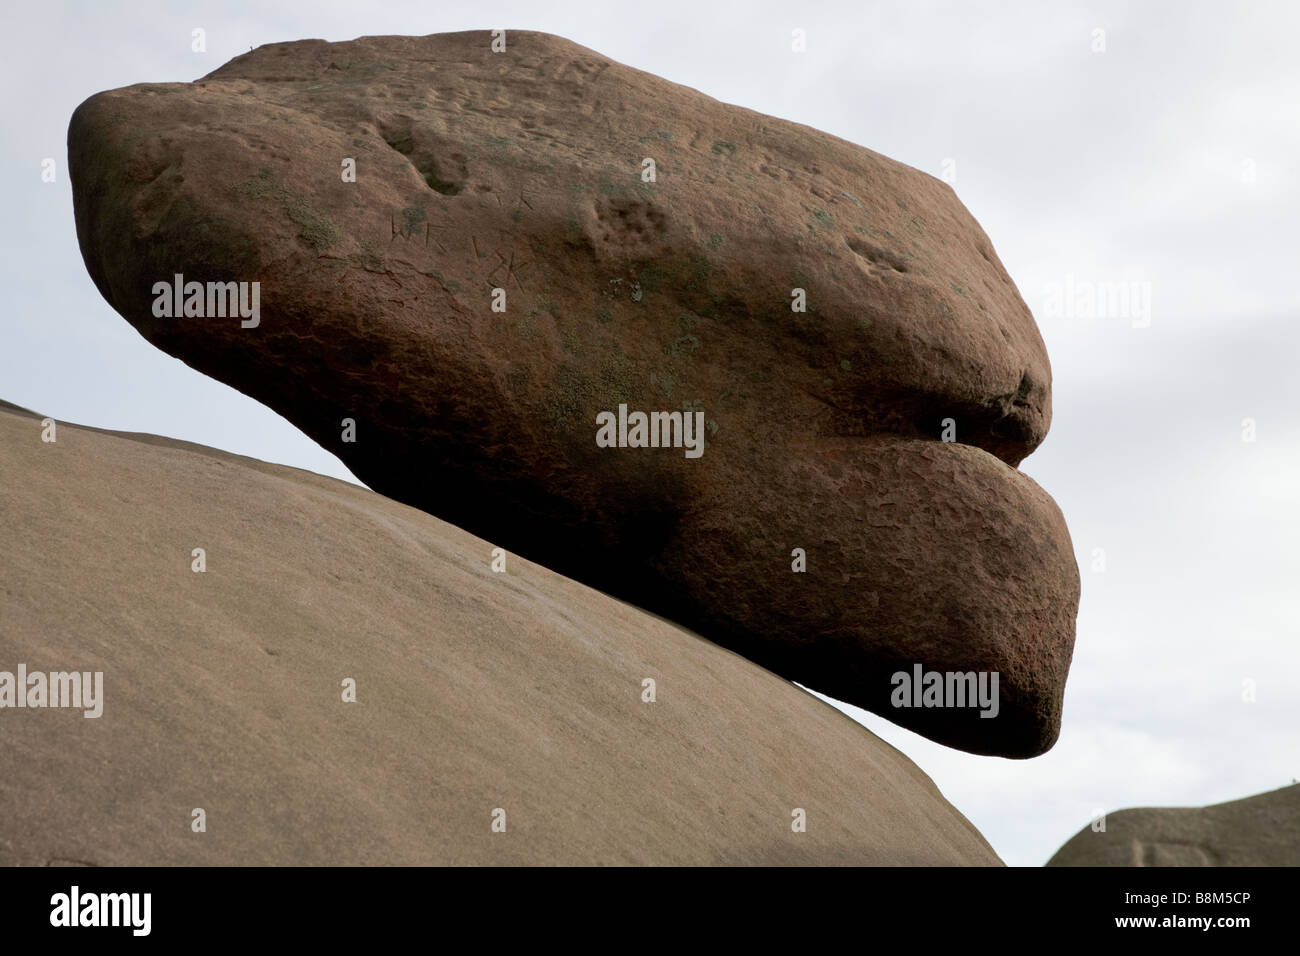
[[400, 205, 427, 236], [549, 365, 596, 429], [637, 264, 669, 294], [515, 315, 542, 342], [424, 270, 461, 293], [687, 252, 711, 290], [234, 169, 342, 250], [561, 327, 585, 356], [598, 350, 638, 398], [671, 334, 701, 359]]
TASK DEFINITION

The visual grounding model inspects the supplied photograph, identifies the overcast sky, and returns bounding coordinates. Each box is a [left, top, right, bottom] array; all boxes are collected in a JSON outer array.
[[3, 0, 1297, 866]]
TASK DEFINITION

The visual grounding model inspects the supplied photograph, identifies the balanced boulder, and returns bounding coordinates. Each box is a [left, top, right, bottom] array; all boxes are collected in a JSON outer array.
[[68, 30, 1079, 757]]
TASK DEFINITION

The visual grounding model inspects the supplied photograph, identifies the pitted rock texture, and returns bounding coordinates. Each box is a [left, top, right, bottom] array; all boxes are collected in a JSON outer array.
[[1046, 784, 1300, 866], [68, 30, 1079, 756]]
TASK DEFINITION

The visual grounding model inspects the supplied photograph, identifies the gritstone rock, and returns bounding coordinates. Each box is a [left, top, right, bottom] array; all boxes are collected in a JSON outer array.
[[0, 400, 1002, 865], [1046, 784, 1300, 866], [68, 31, 1079, 757]]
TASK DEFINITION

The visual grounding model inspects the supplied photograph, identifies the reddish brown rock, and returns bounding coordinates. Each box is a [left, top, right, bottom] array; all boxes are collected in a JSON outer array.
[[68, 30, 1079, 756]]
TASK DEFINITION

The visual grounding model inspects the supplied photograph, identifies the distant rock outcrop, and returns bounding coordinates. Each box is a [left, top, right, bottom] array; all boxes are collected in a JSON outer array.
[[0, 401, 1001, 865], [1046, 784, 1300, 866], [67, 30, 1078, 757]]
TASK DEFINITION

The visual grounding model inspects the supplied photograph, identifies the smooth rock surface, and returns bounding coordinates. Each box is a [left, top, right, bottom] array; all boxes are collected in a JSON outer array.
[[0, 401, 1001, 865], [1046, 784, 1300, 866], [68, 30, 1079, 756]]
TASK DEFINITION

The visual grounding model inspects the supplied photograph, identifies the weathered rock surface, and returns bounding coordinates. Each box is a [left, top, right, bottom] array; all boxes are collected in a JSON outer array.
[[68, 30, 1079, 756], [0, 401, 1001, 865], [1046, 784, 1300, 866]]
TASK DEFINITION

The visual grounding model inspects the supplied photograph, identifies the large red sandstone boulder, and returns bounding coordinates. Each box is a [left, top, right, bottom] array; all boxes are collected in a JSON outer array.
[[68, 30, 1079, 756]]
